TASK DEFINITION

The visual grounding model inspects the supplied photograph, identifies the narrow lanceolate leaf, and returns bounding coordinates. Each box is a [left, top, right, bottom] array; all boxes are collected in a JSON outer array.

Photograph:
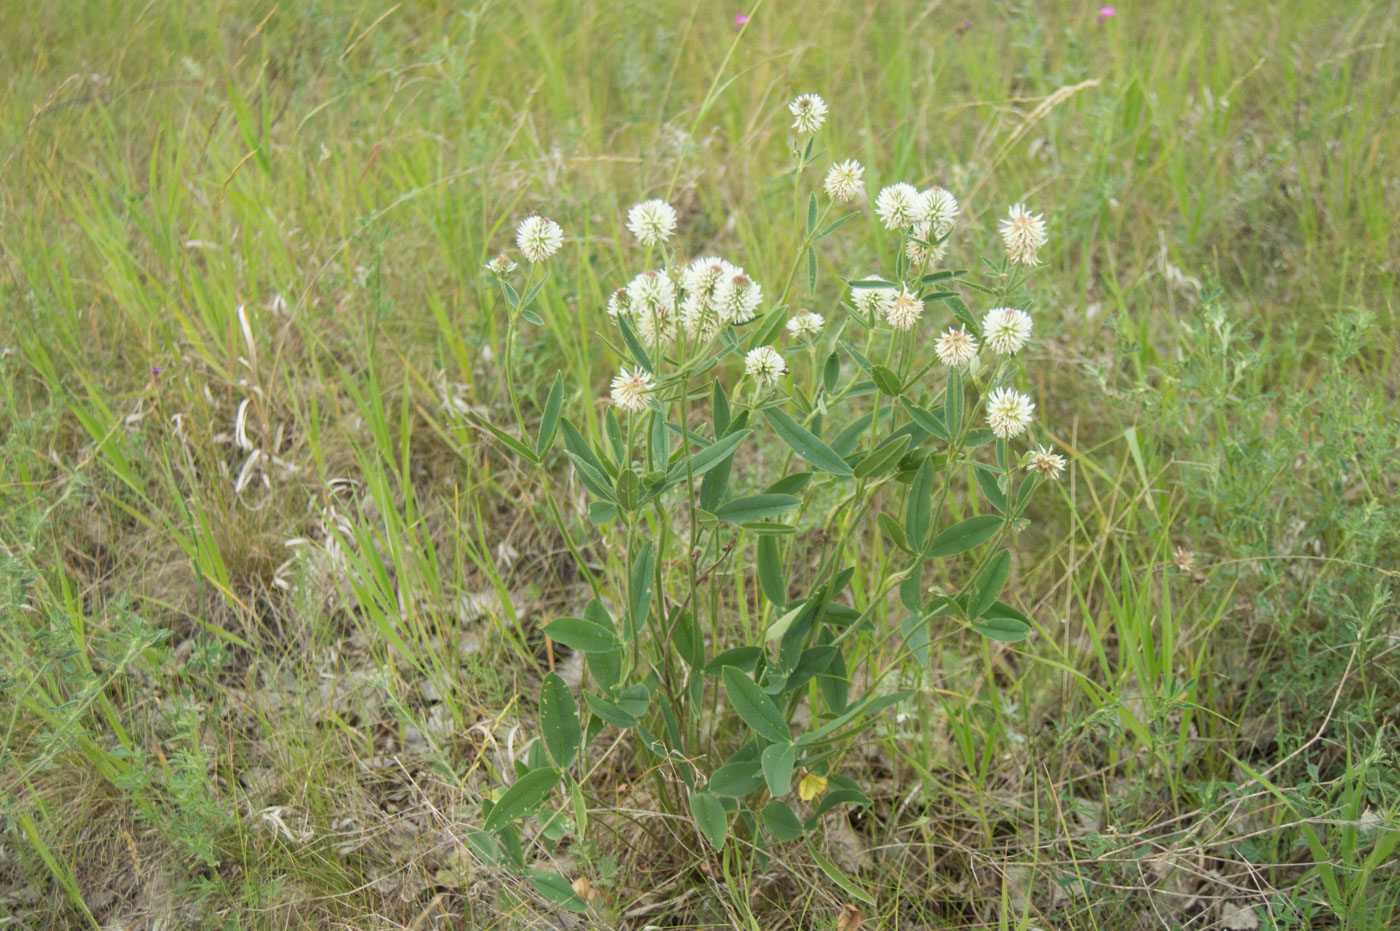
[[761, 742, 797, 796], [526, 870, 588, 912], [757, 535, 786, 606], [853, 435, 910, 480], [539, 673, 580, 768], [627, 542, 655, 641], [814, 211, 857, 241], [900, 398, 952, 442], [616, 315, 654, 372], [714, 493, 801, 523], [870, 365, 902, 397], [544, 616, 618, 654], [975, 466, 1008, 514], [483, 767, 560, 832], [535, 373, 564, 458], [905, 457, 936, 552], [689, 791, 728, 850], [806, 192, 818, 234], [968, 549, 1011, 619], [762, 800, 805, 842], [944, 368, 963, 436], [721, 667, 792, 744], [764, 409, 854, 477], [667, 429, 748, 484], [925, 515, 1002, 558], [478, 417, 540, 464], [806, 246, 817, 293], [972, 615, 1032, 642]]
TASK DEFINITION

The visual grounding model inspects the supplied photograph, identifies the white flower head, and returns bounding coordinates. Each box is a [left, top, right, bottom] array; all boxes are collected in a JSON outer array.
[[885, 288, 924, 331], [986, 387, 1035, 439], [1026, 445, 1066, 479], [626, 270, 676, 314], [606, 287, 633, 318], [875, 183, 929, 230], [906, 220, 949, 266], [515, 215, 563, 263], [626, 199, 678, 246], [999, 202, 1048, 267], [923, 187, 960, 237], [714, 271, 762, 325], [788, 93, 828, 134], [981, 307, 1033, 355], [635, 305, 677, 348], [610, 367, 654, 412], [824, 159, 865, 202], [484, 254, 517, 277], [745, 345, 787, 386], [786, 309, 824, 340], [851, 276, 896, 319], [678, 256, 737, 336], [934, 326, 979, 368]]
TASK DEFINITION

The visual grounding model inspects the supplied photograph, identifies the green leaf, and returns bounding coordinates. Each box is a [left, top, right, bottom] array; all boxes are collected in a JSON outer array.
[[520, 272, 549, 309], [714, 494, 801, 523], [544, 616, 618, 654], [535, 373, 564, 458], [905, 457, 936, 552], [627, 542, 655, 641], [822, 352, 840, 394], [944, 368, 963, 436], [926, 515, 1002, 558], [561, 419, 614, 477], [900, 398, 952, 442], [848, 277, 898, 289], [721, 667, 792, 744], [762, 800, 805, 842], [526, 869, 588, 912], [814, 211, 857, 241], [483, 767, 560, 832], [806, 246, 817, 293], [974, 602, 1030, 638], [520, 308, 545, 326], [783, 645, 837, 693], [539, 673, 580, 769], [669, 429, 749, 484], [689, 791, 728, 850], [616, 315, 654, 372], [705, 646, 762, 675], [757, 535, 786, 605], [707, 758, 764, 797], [808, 846, 876, 908], [871, 365, 902, 397], [566, 452, 616, 503], [968, 549, 1011, 619], [477, 416, 540, 464], [975, 465, 1008, 514], [582, 691, 641, 729], [806, 192, 818, 234], [877, 512, 911, 553], [761, 743, 797, 796], [614, 468, 641, 511], [713, 380, 731, 436], [763, 603, 807, 643], [853, 434, 910, 479], [763, 409, 854, 477], [971, 615, 1032, 642]]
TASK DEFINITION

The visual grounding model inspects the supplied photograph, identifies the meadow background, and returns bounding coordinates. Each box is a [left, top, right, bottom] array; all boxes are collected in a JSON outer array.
[[1, 1, 1397, 928]]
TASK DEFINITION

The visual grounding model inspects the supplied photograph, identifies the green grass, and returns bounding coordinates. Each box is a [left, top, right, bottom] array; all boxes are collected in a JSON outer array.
[[2, 1, 1397, 928]]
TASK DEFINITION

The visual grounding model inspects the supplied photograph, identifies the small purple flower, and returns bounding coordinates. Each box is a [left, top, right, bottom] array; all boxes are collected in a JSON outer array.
[[1097, 6, 1116, 22], [734, 13, 750, 26], [150, 365, 166, 376]]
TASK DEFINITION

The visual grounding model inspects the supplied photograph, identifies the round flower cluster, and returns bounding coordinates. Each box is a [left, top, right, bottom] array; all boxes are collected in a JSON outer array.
[[627, 199, 677, 247], [789, 93, 828, 134], [999, 202, 1048, 267], [516, 215, 563, 263]]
